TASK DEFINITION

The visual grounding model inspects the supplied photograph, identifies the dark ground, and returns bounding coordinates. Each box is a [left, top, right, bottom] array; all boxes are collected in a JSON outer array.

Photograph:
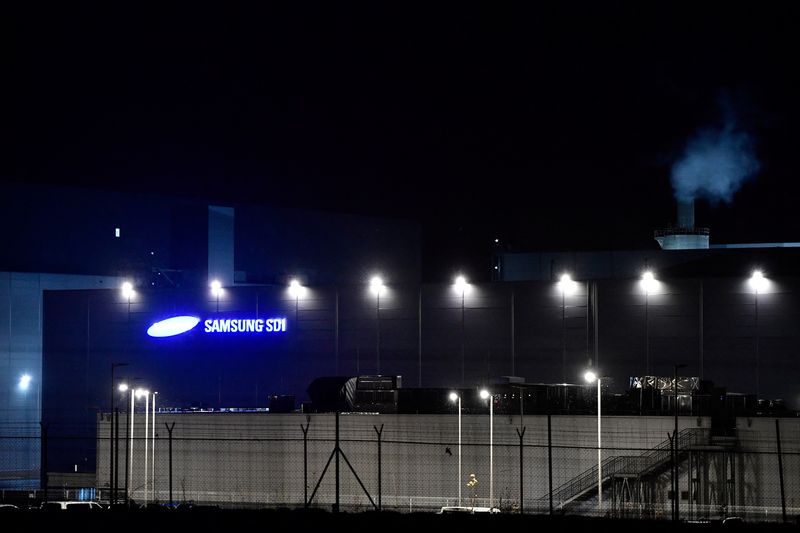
[[0, 508, 797, 532]]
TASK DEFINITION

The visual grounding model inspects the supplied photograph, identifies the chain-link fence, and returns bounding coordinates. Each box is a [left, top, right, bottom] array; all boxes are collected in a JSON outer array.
[[3, 414, 798, 522]]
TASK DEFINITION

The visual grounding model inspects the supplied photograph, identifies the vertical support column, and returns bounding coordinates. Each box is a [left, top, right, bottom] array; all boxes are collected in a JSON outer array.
[[335, 412, 340, 513]]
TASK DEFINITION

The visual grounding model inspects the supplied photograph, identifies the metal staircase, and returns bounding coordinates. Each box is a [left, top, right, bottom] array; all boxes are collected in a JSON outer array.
[[541, 428, 710, 508]]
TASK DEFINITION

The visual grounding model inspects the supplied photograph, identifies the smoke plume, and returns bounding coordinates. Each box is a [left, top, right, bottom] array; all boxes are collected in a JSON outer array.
[[671, 118, 760, 204]]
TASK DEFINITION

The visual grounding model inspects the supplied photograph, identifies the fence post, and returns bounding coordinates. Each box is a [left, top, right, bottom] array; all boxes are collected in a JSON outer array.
[[516, 426, 526, 514], [301, 419, 311, 507], [374, 424, 384, 511], [775, 419, 786, 524], [547, 414, 553, 515], [164, 422, 175, 506]]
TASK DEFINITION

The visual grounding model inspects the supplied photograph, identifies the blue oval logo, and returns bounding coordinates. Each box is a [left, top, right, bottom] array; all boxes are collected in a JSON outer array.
[[147, 316, 201, 337]]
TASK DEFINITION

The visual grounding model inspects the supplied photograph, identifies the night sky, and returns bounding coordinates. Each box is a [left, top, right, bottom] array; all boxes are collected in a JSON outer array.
[[5, 4, 800, 281]]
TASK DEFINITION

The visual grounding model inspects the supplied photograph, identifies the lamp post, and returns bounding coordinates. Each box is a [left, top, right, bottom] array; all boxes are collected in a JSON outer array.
[[370, 276, 385, 374], [131, 388, 148, 504], [151, 391, 157, 502], [558, 274, 577, 382], [210, 280, 222, 312], [114, 381, 128, 505], [127, 388, 134, 504], [449, 392, 462, 506], [640, 272, 658, 375], [584, 370, 603, 514], [749, 271, 767, 399], [479, 388, 493, 509], [454, 276, 469, 386], [110, 362, 128, 505], [138, 388, 150, 504]]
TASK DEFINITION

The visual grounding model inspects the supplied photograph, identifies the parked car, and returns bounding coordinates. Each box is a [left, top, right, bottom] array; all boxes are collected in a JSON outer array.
[[40, 501, 104, 511]]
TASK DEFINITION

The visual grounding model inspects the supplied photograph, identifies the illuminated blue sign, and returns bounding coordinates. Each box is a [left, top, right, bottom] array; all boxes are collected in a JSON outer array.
[[204, 318, 287, 333], [147, 316, 201, 337], [147, 315, 287, 337]]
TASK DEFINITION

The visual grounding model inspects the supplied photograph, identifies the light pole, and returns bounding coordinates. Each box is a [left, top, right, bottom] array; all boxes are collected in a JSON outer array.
[[151, 391, 157, 502], [479, 388, 493, 509], [110, 362, 128, 505], [370, 276, 385, 374], [127, 388, 134, 504], [449, 392, 462, 506], [131, 388, 148, 504], [558, 274, 577, 382], [749, 271, 767, 399], [640, 271, 659, 376], [139, 388, 150, 504], [114, 381, 128, 505], [454, 276, 469, 386], [210, 280, 222, 312], [584, 370, 603, 514]]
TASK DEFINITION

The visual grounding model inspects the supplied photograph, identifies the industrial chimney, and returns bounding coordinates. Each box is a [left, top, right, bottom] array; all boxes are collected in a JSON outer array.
[[677, 200, 695, 229], [654, 200, 709, 250]]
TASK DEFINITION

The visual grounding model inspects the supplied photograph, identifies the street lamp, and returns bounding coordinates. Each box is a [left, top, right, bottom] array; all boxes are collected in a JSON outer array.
[[369, 276, 386, 373], [479, 388, 493, 509], [449, 392, 462, 506], [151, 391, 157, 503], [210, 280, 222, 312], [557, 274, 577, 382], [130, 388, 148, 504], [584, 370, 603, 514], [113, 380, 129, 505], [135, 388, 150, 504], [453, 275, 469, 386], [110, 362, 128, 505], [640, 271, 659, 375], [116, 382, 128, 504], [749, 270, 767, 399]]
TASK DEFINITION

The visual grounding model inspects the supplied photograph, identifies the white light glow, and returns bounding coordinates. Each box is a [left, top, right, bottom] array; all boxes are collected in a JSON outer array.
[[210, 279, 223, 297], [288, 279, 305, 298], [479, 389, 490, 400], [369, 276, 386, 296], [749, 270, 768, 293], [19, 374, 32, 391], [557, 273, 577, 295], [135, 389, 149, 399], [640, 271, 659, 293], [584, 370, 598, 384], [453, 275, 469, 295], [449, 392, 459, 403], [121, 281, 134, 299], [118, 383, 129, 392]]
